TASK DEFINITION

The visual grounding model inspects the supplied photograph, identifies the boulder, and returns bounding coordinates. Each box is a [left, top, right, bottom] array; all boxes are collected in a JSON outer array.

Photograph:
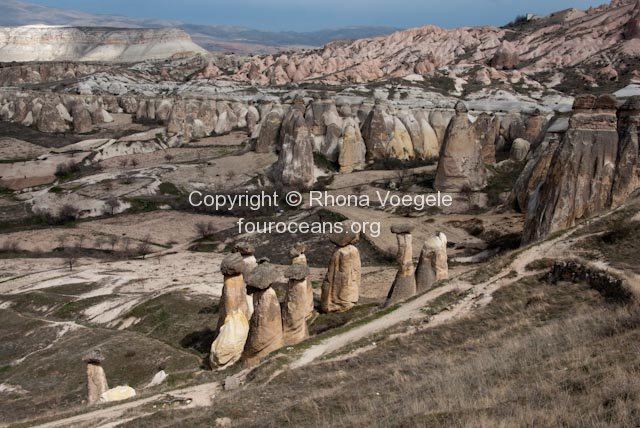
[[434, 102, 487, 191], [145, 370, 168, 388], [98, 386, 136, 403]]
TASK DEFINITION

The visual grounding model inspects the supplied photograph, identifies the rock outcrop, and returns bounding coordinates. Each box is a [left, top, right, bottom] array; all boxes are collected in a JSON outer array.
[[255, 107, 284, 153], [474, 113, 500, 164], [434, 102, 487, 191], [522, 95, 621, 243], [0, 26, 206, 62], [211, 254, 251, 367], [275, 99, 316, 189], [611, 96, 640, 207], [83, 350, 108, 405], [321, 223, 361, 313], [282, 264, 311, 346], [415, 232, 448, 293], [338, 117, 366, 173], [242, 263, 284, 366], [362, 103, 395, 161], [385, 224, 417, 306], [490, 40, 520, 70]]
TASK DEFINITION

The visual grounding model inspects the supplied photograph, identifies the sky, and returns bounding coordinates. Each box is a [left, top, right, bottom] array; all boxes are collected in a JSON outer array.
[[30, 0, 608, 31]]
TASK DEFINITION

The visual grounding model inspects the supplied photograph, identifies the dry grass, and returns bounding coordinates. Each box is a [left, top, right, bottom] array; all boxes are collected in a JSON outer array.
[[122, 275, 640, 427]]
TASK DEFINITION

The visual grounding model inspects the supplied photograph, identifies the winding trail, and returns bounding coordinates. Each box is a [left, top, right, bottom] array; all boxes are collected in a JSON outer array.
[[291, 221, 590, 368], [31, 382, 220, 428]]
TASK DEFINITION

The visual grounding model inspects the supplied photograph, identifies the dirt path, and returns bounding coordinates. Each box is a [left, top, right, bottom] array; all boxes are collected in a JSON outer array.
[[31, 382, 220, 428], [291, 223, 583, 369]]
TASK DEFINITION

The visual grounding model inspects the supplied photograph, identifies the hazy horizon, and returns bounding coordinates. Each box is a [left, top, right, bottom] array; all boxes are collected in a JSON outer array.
[[27, 0, 606, 31]]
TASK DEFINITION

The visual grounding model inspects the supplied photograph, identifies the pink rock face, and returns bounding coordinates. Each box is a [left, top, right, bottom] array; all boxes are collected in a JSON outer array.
[[625, 1, 640, 39], [209, 1, 637, 86]]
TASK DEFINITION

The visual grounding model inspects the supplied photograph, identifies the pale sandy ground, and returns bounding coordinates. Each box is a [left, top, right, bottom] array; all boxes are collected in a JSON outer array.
[[0, 211, 239, 252], [163, 151, 278, 191], [0, 152, 90, 190], [0, 137, 49, 160], [0, 251, 225, 328]]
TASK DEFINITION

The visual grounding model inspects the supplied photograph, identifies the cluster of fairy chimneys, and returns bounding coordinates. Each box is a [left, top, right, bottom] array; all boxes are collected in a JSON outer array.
[[211, 221, 448, 367], [385, 224, 449, 306], [211, 224, 362, 368]]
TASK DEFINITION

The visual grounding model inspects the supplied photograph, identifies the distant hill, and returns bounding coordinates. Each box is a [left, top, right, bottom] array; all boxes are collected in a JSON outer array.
[[0, 0, 399, 54]]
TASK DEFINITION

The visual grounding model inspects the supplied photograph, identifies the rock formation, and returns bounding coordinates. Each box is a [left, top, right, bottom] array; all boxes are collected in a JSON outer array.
[[211, 253, 251, 367], [625, 0, 640, 39], [490, 40, 520, 70], [522, 94, 620, 243], [282, 264, 311, 346], [474, 113, 500, 164], [339, 117, 367, 173], [0, 27, 207, 62], [362, 102, 394, 161], [611, 96, 640, 207], [83, 350, 109, 405], [434, 101, 487, 191], [255, 107, 284, 153], [385, 224, 417, 306], [415, 232, 448, 293], [275, 99, 316, 189], [242, 263, 284, 366], [290, 243, 314, 317], [321, 223, 361, 313]]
